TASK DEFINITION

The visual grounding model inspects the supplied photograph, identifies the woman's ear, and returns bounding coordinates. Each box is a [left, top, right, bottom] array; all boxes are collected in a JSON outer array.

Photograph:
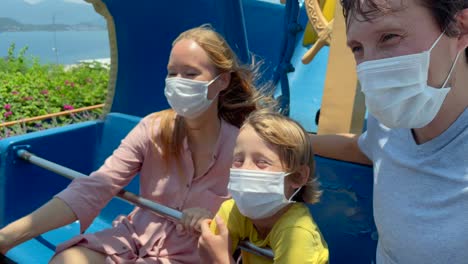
[[218, 72, 231, 92], [290, 165, 310, 189], [455, 8, 468, 51]]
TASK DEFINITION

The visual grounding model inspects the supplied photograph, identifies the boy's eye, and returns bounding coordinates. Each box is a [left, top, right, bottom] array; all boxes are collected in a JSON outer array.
[[232, 159, 243, 168], [256, 160, 270, 169]]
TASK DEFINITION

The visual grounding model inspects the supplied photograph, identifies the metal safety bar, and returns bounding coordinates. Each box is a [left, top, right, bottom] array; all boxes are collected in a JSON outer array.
[[16, 149, 274, 259]]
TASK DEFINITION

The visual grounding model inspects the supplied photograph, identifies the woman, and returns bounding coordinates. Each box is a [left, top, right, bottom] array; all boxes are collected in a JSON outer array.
[[0, 25, 268, 263]]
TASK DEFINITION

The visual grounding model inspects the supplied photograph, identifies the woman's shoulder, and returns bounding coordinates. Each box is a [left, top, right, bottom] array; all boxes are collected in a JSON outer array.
[[220, 118, 240, 137], [135, 111, 170, 134]]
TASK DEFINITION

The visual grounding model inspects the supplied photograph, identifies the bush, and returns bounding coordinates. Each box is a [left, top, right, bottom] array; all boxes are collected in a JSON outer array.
[[0, 44, 109, 139]]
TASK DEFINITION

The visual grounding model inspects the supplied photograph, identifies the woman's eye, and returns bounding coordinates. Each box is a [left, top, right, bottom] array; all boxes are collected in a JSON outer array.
[[167, 72, 176, 77]]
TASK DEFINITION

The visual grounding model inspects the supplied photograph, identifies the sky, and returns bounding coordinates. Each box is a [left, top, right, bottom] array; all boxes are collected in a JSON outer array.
[[23, 0, 88, 4], [0, 0, 103, 24]]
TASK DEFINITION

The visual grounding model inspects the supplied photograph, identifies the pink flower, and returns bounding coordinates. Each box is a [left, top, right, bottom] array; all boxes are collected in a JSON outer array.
[[23, 96, 33, 101], [64, 80, 70, 85], [70, 82, 75, 88], [63, 104, 74, 111], [4, 104, 11, 111], [40, 89, 49, 95], [11, 91, 19, 95], [4, 111, 13, 118]]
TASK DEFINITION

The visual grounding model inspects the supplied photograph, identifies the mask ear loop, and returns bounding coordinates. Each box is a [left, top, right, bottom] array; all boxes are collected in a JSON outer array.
[[441, 51, 462, 88], [283, 171, 303, 202], [428, 31, 446, 52], [287, 186, 303, 202], [205, 74, 222, 101], [428, 31, 462, 88]]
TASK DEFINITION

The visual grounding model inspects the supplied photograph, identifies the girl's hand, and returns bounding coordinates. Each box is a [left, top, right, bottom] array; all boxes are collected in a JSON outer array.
[[198, 216, 234, 264], [177, 207, 213, 234]]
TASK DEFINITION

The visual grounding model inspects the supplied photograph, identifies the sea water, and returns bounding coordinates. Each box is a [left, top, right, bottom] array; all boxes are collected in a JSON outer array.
[[0, 30, 110, 65]]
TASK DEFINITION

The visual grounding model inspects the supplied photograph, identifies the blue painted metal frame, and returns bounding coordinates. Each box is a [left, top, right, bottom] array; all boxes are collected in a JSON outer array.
[[104, 0, 249, 117]]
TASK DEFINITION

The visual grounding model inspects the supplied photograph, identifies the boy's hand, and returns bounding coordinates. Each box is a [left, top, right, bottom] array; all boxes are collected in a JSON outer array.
[[198, 216, 233, 264]]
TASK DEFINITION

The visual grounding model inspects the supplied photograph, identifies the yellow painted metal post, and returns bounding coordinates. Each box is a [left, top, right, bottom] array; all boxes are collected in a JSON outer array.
[[317, 0, 366, 135]]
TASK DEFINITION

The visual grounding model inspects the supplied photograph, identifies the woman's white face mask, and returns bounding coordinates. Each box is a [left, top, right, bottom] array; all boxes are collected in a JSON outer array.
[[228, 168, 302, 219], [357, 31, 461, 129], [164, 75, 220, 119]]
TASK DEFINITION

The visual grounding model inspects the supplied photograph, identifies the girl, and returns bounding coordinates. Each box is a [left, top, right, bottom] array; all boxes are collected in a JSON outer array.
[[199, 110, 329, 264], [0, 25, 268, 263]]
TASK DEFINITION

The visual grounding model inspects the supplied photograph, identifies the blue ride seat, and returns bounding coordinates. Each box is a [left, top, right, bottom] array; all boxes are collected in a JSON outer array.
[[0, 112, 142, 262], [310, 156, 377, 263]]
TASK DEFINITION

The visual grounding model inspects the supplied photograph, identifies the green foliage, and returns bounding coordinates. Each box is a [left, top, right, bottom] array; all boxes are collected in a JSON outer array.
[[0, 43, 108, 139]]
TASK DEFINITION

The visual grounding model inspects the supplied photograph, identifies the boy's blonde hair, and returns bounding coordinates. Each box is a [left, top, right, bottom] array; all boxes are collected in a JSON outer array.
[[242, 110, 321, 204]]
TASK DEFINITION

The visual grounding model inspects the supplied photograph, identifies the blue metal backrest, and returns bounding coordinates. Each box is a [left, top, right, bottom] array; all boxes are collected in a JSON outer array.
[[0, 121, 101, 227], [103, 0, 249, 117], [310, 156, 377, 263], [241, 0, 286, 83]]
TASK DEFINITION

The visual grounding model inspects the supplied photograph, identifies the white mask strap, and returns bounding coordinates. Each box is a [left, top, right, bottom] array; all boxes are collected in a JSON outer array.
[[441, 51, 462, 88], [205, 74, 222, 100], [288, 186, 303, 202], [428, 31, 446, 52], [207, 74, 221, 86]]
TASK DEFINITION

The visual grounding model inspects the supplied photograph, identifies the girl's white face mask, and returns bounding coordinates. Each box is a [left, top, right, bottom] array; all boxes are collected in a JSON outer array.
[[357, 32, 461, 129], [228, 168, 302, 220], [164, 76, 220, 119]]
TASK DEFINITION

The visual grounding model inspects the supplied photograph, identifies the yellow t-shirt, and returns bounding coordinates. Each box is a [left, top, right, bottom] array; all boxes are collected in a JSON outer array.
[[211, 199, 329, 264]]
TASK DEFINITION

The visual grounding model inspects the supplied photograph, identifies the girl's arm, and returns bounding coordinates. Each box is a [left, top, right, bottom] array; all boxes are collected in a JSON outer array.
[[0, 197, 76, 254]]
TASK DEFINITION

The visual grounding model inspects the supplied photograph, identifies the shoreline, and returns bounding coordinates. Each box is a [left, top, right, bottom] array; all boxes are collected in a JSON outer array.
[[64, 57, 110, 70]]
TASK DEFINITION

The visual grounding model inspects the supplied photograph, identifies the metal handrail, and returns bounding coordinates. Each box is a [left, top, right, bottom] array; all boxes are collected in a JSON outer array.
[[16, 149, 274, 259], [0, 104, 105, 128]]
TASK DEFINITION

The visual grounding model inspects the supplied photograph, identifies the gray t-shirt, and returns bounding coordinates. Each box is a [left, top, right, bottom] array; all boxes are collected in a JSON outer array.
[[359, 109, 468, 264]]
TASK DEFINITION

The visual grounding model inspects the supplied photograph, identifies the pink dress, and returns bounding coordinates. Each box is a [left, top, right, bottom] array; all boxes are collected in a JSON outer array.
[[54, 114, 239, 263]]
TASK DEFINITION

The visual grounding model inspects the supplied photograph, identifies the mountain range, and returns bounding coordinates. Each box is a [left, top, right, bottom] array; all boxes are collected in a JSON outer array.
[[0, 0, 105, 26]]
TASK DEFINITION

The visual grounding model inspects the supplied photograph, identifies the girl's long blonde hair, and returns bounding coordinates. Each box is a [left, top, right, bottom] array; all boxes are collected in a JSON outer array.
[[152, 25, 269, 169], [242, 110, 321, 204]]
